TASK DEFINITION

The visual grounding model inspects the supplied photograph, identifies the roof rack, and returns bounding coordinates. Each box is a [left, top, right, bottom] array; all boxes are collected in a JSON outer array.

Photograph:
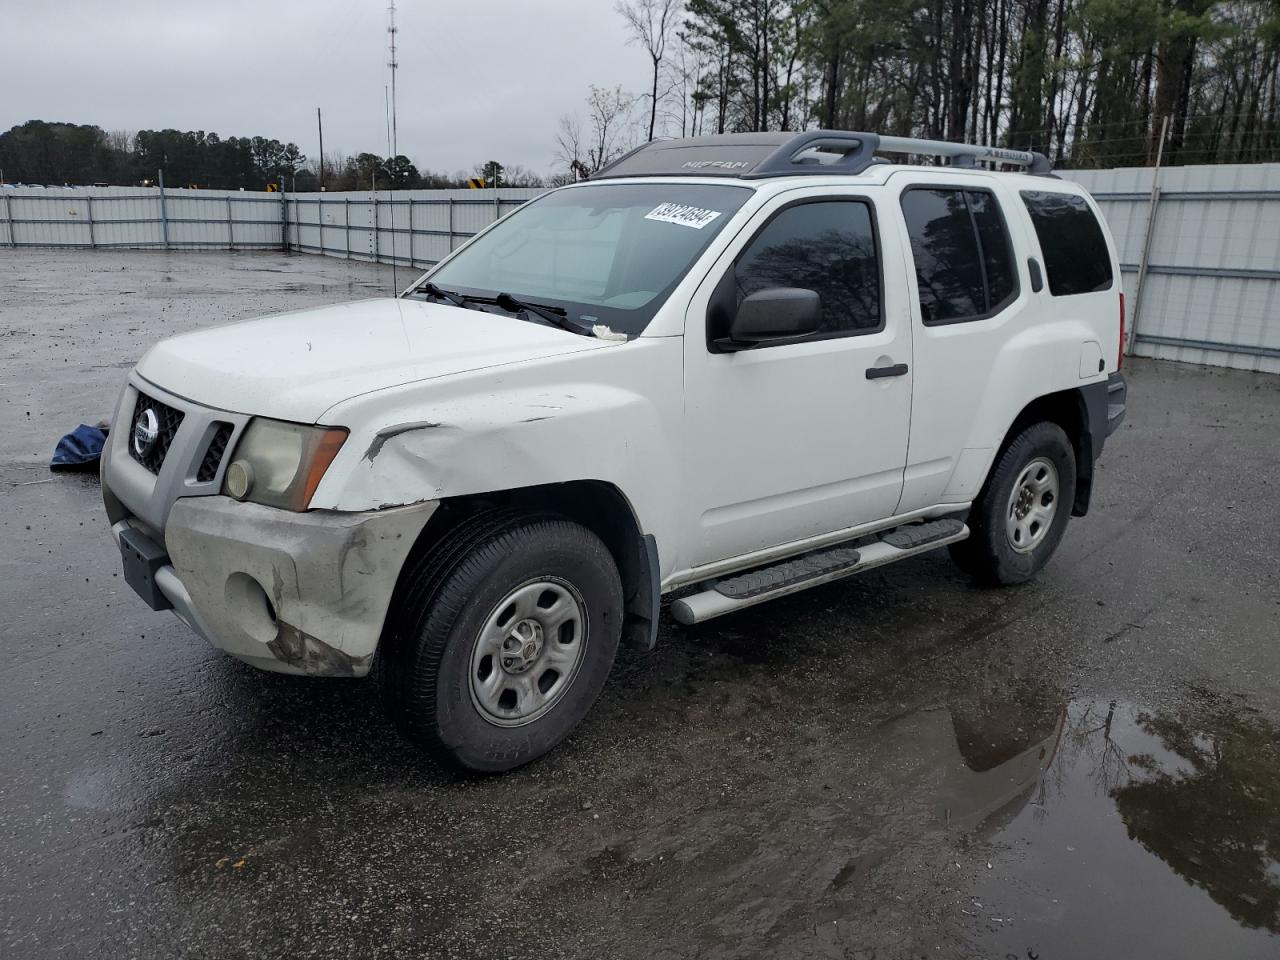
[[591, 130, 1052, 180]]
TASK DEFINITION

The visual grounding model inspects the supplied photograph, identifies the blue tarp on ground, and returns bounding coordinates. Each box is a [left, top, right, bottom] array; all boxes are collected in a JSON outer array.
[[51, 424, 108, 471]]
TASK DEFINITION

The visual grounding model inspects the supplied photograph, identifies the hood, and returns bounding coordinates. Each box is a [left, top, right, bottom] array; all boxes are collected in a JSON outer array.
[[134, 298, 611, 423]]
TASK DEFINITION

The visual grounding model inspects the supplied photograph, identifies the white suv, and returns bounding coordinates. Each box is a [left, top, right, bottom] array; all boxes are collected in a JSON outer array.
[[103, 131, 1127, 771]]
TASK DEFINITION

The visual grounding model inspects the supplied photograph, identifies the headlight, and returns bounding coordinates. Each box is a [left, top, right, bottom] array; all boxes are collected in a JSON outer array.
[[222, 418, 347, 511]]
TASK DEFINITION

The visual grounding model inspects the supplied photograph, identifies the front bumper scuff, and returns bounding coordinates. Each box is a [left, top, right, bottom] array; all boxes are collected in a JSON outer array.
[[111, 497, 437, 677]]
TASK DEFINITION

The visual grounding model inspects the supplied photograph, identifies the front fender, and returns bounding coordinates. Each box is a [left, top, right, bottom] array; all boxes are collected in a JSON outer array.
[[309, 338, 685, 572]]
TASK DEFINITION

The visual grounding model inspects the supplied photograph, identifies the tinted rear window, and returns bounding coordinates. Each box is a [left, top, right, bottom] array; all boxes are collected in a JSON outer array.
[[900, 188, 1018, 324], [968, 190, 1017, 308], [900, 189, 986, 322], [1020, 191, 1114, 296]]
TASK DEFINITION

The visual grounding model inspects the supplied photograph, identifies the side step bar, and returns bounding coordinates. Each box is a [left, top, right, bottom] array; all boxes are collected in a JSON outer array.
[[670, 518, 968, 625]]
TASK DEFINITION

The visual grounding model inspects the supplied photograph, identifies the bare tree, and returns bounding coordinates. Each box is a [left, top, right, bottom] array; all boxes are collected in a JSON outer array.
[[554, 113, 590, 179], [556, 86, 637, 178], [495, 163, 546, 188], [661, 29, 710, 137], [616, 0, 681, 141], [587, 84, 637, 169], [105, 129, 135, 154]]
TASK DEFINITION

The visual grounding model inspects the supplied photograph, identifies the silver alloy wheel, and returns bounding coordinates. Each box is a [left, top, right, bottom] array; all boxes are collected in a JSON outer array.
[[468, 577, 588, 727], [1005, 456, 1059, 554]]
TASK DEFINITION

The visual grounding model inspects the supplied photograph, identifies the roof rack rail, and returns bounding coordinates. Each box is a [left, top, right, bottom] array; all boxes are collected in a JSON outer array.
[[873, 135, 1052, 175], [743, 131, 878, 178], [590, 130, 1052, 180]]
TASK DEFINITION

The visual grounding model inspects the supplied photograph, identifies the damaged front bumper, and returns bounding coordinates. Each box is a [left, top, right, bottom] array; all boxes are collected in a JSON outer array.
[[109, 496, 437, 676]]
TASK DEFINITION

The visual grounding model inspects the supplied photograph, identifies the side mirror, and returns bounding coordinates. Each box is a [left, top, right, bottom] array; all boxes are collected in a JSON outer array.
[[724, 287, 820, 349]]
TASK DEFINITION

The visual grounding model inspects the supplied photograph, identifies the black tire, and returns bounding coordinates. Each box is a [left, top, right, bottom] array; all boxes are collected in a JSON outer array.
[[950, 421, 1076, 586], [380, 513, 623, 773]]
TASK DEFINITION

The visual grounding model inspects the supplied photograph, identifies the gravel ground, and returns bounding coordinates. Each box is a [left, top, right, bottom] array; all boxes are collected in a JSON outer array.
[[2, 249, 1279, 960]]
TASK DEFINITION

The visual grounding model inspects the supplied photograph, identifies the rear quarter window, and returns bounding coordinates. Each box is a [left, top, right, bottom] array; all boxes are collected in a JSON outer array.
[[1020, 191, 1114, 296]]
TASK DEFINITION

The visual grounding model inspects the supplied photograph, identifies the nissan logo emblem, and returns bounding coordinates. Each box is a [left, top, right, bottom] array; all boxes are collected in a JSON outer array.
[[132, 407, 160, 458]]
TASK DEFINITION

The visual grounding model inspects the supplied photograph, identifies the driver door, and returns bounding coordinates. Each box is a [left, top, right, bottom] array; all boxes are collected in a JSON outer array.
[[679, 189, 913, 570]]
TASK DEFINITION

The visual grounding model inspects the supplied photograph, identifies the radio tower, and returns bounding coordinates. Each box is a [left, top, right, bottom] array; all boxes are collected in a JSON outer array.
[[387, 0, 399, 162], [387, 0, 400, 293]]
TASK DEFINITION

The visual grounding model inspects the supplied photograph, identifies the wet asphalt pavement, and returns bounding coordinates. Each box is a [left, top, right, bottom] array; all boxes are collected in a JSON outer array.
[[2, 249, 1279, 959]]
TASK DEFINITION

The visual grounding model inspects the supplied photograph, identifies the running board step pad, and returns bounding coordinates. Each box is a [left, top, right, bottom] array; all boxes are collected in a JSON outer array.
[[879, 517, 965, 549], [713, 546, 862, 599], [670, 521, 969, 625]]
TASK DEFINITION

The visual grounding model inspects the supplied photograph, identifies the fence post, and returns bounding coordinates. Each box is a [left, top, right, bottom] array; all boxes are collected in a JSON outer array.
[[447, 196, 454, 255], [86, 194, 95, 249], [158, 169, 169, 250], [407, 197, 414, 267], [227, 196, 235, 250], [344, 197, 352, 259], [1130, 115, 1169, 354], [493, 189, 500, 225], [4, 191, 15, 247], [373, 194, 380, 263], [279, 185, 287, 252]]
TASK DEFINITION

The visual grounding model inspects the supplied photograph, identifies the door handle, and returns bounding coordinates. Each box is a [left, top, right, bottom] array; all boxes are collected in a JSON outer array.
[[865, 362, 909, 380]]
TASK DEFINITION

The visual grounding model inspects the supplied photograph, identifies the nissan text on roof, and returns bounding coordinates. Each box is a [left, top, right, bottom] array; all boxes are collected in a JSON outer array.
[[103, 131, 1127, 771]]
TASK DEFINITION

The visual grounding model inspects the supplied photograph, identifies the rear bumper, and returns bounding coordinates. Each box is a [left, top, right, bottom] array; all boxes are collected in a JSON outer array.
[[1072, 371, 1127, 517], [109, 496, 437, 676], [1106, 371, 1127, 436]]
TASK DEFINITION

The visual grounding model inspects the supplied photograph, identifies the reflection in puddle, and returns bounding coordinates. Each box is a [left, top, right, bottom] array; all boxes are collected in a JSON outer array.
[[959, 696, 1280, 957], [97, 650, 1280, 959]]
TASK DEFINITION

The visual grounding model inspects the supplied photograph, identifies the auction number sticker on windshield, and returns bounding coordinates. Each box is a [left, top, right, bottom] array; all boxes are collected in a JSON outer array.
[[644, 202, 723, 229]]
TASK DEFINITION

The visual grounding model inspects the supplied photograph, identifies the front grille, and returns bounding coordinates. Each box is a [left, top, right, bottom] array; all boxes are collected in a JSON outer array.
[[127, 391, 184, 474], [197, 422, 234, 482]]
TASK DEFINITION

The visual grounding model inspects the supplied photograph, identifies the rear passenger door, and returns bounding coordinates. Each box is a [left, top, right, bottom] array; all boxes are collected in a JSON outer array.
[[890, 173, 1039, 513]]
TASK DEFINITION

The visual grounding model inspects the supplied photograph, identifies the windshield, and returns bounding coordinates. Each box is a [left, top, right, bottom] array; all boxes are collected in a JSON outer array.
[[421, 182, 753, 336]]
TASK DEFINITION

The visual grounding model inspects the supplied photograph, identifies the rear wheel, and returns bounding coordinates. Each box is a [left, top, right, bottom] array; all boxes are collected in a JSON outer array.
[[380, 513, 623, 772], [950, 421, 1076, 585]]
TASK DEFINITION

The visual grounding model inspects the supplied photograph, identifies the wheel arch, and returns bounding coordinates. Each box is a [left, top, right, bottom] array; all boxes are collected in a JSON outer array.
[[993, 386, 1101, 516], [394, 480, 660, 651]]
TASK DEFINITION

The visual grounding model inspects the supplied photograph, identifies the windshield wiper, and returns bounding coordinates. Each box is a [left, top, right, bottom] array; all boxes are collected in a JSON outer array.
[[416, 285, 597, 337], [415, 281, 470, 308], [493, 292, 594, 336]]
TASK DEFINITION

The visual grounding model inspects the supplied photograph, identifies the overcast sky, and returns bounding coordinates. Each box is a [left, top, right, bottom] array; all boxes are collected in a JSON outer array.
[[2, 0, 653, 175]]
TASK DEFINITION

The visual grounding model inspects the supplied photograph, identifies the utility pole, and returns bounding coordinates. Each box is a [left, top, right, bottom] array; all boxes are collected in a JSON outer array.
[[387, 0, 400, 291], [157, 168, 169, 251], [317, 107, 325, 191]]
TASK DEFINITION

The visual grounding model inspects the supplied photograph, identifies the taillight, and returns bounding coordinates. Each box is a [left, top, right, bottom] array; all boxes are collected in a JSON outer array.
[[1117, 292, 1125, 371]]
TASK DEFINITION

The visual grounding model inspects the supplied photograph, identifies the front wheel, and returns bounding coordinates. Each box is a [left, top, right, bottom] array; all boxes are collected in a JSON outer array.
[[950, 421, 1076, 586], [381, 514, 624, 772]]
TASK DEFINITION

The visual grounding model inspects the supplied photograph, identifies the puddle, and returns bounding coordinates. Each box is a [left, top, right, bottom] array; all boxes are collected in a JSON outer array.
[[963, 696, 1280, 957]]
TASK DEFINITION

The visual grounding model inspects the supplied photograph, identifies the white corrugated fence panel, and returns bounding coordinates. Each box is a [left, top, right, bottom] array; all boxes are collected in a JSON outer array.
[[0, 185, 282, 249], [1061, 162, 1280, 373], [4, 174, 1276, 372], [277, 187, 543, 266]]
